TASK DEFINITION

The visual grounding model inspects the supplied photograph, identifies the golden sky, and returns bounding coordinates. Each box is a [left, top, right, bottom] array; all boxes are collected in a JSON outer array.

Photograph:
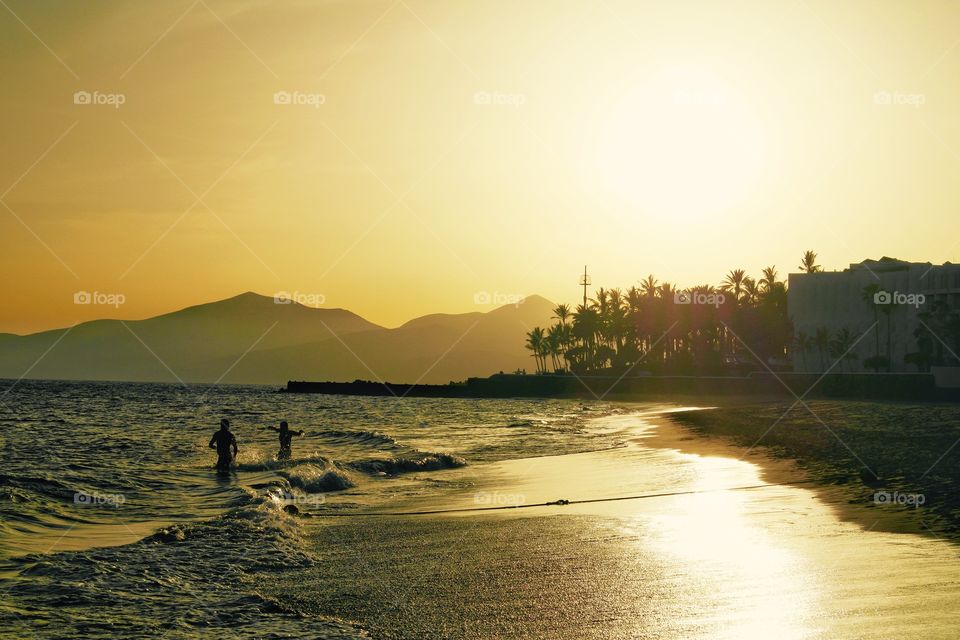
[[2, 0, 959, 334]]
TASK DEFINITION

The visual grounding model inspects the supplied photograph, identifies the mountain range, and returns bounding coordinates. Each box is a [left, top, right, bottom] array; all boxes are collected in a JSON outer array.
[[0, 293, 556, 385]]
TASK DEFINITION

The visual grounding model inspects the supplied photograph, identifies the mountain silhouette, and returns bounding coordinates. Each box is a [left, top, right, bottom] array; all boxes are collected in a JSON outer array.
[[0, 292, 554, 384]]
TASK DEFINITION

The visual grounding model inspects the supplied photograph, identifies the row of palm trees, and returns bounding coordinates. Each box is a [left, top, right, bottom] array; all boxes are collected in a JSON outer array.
[[793, 326, 858, 372], [524, 253, 815, 375], [794, 289, 960, 373]]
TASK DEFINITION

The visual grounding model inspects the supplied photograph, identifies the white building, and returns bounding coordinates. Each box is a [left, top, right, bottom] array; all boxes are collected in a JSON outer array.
[[788, 258, 960, 373]]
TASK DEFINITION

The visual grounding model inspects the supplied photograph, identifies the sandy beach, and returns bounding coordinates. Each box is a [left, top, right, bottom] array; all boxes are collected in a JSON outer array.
[[661, 402, 960, 536], [262, 408, 960, 639]]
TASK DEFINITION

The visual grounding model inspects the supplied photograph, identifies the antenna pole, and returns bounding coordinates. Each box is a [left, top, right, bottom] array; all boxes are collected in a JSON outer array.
[[578, 265, 591, 308]]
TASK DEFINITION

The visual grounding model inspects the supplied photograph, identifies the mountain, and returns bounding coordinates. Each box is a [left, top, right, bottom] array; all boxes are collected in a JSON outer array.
[[0, 293, 555, 385]]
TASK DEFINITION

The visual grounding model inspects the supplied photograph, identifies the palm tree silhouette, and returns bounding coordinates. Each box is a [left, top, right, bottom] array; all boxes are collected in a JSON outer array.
[[794, 331, 812, 371], [799, 250, 822, 273], [829, 327, 856, 372], [546, 324, 565, 372], [741, 277, 760, 305], [759, 266, 779, 293], [525, 327, 547, 373], [814, 326, 831, 371], [552, 303, 571, 326], [721, 269, 747, 304], [640, 275, 659, 299], [861, 284, 883, 372]]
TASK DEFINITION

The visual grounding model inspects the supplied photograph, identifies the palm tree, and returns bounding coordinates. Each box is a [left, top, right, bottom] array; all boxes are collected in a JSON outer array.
[[721, 269, 747, 304], [571, 305, 600, 371], [559, 323, 574, 370], [552, 303, 571, 327], [741, 277, 760, 306], [829, 327, 856, 372], [861, 284, 883, 372], [546, 324, 565, 372], [794, 331, 812, 371], [525, 327, 547, 373], [879, 297, 898, 372], [658, 282, 678, 300], [814, 326, 831, 371], [759, 266, 779, 293], [799, 250, 822, 273], [591, 288, 609, 315], [640, 275, 659, 299]]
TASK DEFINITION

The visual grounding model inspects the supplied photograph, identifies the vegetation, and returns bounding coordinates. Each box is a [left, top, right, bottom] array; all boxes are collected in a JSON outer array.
[[798, 250, 822, 273], [525, 250, 960, 376], [524, 262, 792, 375], [907, 300, 960, 372]]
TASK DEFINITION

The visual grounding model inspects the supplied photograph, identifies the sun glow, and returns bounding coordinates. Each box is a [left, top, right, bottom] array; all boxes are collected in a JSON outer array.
[[595, 65, 766, 220]]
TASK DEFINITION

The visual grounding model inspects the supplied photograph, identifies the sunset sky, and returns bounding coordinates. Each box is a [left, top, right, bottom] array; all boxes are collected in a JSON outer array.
[[2, 0, 960, 334]]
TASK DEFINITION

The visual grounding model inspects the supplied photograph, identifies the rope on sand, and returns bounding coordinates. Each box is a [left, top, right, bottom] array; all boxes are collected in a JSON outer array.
[[304, 479, 820, 518]]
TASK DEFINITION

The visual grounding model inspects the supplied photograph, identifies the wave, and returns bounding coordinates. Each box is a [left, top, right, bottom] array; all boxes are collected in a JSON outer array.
[[148, 487, 302, 546], [2, 488, 369, 639], [236, 449, 466, 482], [315, 428, 399, 449], [277, 463, 357, 493], [349, 451, 467, 475], [0, 473, 75, 496]]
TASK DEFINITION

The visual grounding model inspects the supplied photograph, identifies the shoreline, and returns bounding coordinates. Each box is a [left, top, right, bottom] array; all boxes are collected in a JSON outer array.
[[283, 372, 960, 403], [643, 403, 955, 540]]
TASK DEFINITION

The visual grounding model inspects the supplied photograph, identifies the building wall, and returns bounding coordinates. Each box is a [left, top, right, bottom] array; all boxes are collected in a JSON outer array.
[[788, 261, 960, 373]]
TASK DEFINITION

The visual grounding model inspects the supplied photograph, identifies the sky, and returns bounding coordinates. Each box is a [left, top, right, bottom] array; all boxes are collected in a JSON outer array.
[[2, 0, 960, 334]]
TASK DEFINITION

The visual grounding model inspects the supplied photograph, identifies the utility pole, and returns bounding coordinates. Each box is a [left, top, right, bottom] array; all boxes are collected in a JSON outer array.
[[579, 265, 591, 308]]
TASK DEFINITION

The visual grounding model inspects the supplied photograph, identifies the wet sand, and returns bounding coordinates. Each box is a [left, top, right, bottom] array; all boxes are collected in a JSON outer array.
[[270, 410, 960, 639], [658, 402, 960, 537]]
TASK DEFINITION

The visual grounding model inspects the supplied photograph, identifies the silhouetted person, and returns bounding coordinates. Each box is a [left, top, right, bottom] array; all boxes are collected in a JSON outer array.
[[209, 418, 238, 472], [267, 420, 304, 460]]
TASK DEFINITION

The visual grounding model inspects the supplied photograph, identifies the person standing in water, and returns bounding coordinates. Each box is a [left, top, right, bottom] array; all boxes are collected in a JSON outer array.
[[209, 418, 238, 472], [267, 420, 304, 460]]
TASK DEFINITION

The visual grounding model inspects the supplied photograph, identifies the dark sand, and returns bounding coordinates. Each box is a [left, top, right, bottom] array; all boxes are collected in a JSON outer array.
[[654, 402, 960, 538]]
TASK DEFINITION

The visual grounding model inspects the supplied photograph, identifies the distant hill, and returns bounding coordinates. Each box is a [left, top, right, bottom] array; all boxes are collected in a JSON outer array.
[[0, 293, 555, 385]]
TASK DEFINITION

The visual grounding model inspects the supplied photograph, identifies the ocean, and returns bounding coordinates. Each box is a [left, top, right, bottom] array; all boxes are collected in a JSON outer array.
[[1, 380, 959, 639]]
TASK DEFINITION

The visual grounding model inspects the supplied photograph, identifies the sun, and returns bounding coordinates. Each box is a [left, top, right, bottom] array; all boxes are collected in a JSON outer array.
[[595, 65, 765, 220]]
